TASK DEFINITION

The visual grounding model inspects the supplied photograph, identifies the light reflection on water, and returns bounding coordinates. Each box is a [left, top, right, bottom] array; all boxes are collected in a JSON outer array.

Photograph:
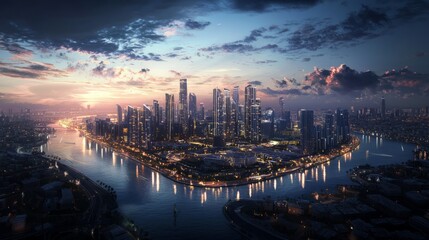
[[44, 126, 415, 240]]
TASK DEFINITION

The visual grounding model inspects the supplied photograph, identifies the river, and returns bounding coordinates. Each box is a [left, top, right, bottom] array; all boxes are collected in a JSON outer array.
[[42, 125, 415, 240]]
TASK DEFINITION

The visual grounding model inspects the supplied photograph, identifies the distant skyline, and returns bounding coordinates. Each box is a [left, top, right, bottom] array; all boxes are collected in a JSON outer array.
[[0, 0, 428, 111]]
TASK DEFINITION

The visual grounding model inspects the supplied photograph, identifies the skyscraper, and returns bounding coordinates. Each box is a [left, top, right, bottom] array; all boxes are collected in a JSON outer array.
[[381, 97, 386, 118], [232, 86, 239, 137], [300, 109, 314, 155], [199, 103, 205, 121], [179, 79, 188, 136], [224, 88, 231, 138], [336, 109, 350, 144], [213, 88, 224, 146], [279, 97, 285, 118], [189, 93, 197, 120], [140, 104, 152, 149], [117, 104, 123, 124], [127, 105, 138, 147], [188, 93, 197, 136], [152, 100, 160, 140], [244, 85, 256, 139], [165, 93, 175, 140], [250, 99, 261, 143], [323, 113, 334, 150]]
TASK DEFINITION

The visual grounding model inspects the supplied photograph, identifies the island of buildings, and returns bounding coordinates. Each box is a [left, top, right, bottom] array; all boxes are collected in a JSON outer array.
[[75, 79, 358, 187]]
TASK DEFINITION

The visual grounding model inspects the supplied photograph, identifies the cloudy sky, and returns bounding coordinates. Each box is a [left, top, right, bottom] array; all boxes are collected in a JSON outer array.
[[0, 0, 428, 111]]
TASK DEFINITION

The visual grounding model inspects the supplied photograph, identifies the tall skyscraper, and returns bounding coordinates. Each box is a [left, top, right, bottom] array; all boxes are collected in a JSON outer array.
[[152, 100, 160, 140], [165, 93, 175, 140], [250, 99, 262, 143], [381, 97, 386, 118], [300, 109, 314, 155], [127, 105, 138, 147], [232, 86, 239, 138], [213, 88, 224, 146], [279, 97, 285, 118], [117, 104, 123, 124], [224, 88, 231, 138], [323, 113, 334, 150], [336, 109, 350, 144], [189, 93, 197, 120], [188, 93, 197, 136], [199, 103, 205, 121], [140, 104, 152, 149], [244, 85, 256, 139], [179, 79, 188, 136], [233, 86, 239, 106]]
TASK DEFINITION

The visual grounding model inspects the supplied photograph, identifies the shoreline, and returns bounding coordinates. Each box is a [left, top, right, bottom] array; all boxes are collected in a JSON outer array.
[[72, 126, 360, 188]]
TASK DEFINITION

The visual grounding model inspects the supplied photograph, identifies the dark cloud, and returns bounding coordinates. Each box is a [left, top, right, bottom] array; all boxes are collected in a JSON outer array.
[[0, 41, 32, 56], [379, 67, 429, 96], [173, 47, 184, 51], [230, 0, 322, 12], [243, 27, 267, 42], [260, 87, 304, 96], [0, 60, 65, 79], [141, 68, 150, 73], [305, 64, 379, 94], [185, 19, 211, 30], [394, 0, 429, 21], [416, 52, 425, 57], [302, 57, 311, 62], [248, 80, 262, 85], [170, 70, 181, 77], [92, 61, 124, 78], [288, 5, 388, 51], [0, 1, 219, 59], [255, 60, 277, 64], [300, 64, 429, 97], [165, 53, 179, 58]]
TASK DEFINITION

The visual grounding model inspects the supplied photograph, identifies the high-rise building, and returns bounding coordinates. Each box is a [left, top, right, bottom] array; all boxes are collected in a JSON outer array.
[[381, 97, 386, 118], [244, 85, 256, 139], [250, 99, 261, 143], [179, 79, 188, 136], [152, 100, 160, 140], [213, 88, 224, 146], [117, 104, 123, 124], [323, 113, 335, 150], [199, 103, 205, 121], [336, 109, 350, 144], [224, 88, 231, 138], [139, 104, 152, 149], [300, 109, 314, 155], [165, 93, 175, 140], [127, 105, 138, 147], [189, 93, 197, 120], [279, 97, 285, 118]]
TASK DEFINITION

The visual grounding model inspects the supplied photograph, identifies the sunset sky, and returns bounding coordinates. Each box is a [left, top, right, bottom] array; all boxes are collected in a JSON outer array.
[[0, 0, 428, 111]]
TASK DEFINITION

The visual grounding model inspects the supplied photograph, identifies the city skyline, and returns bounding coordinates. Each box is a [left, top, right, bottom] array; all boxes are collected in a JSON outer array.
[[0, 0, 429, 111]]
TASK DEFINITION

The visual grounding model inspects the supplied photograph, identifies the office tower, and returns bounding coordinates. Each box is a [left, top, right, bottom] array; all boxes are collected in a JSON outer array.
[[152, 100, 160, 140], [179, 79, 188, 136], [127, 105, 138, 147], [261, 108, 274, 139], [244, 85, 256, 139], [336, 109, 350, 144], [189, 93, 197, 120], [232, 86, 240, 137], [199, 103, 205, 121], [323, 113, 335, 149], [279, 97, 285, 118], [117, 104, 123, 124], [300, 109, 314, 155], [233, 86, 239, 106], [250, 99, 261, 143], [165, 93, 175, 140], [140, 104, 152, 149], [213, 88, 224, 146], [224, 88, 231, 138], [381, 97, 386, 118]]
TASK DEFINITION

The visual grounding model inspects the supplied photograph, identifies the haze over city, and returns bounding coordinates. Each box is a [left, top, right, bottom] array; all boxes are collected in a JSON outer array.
[[0, 0, 428, 111]]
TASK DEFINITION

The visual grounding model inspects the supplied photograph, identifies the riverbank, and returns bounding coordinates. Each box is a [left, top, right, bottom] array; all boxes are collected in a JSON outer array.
[[74, 124, 360, 188]]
